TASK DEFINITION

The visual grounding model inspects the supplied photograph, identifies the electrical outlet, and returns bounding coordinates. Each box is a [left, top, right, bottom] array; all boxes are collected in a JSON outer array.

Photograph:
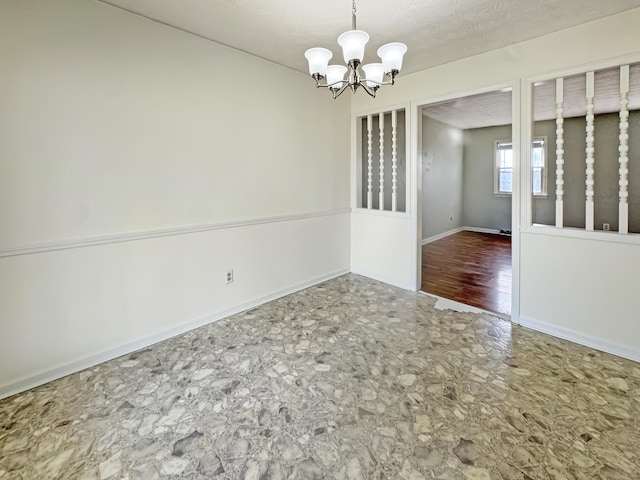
[[603, 223, 610, 231], [225, 269, 234, 284]]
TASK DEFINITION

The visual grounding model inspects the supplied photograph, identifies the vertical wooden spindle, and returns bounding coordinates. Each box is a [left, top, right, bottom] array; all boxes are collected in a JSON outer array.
[[367, 115, 373, 209], [619, 65, 630, 234], [555, 78, 565, 228], [585, 71, 595, 231], [391, 110, 398, 212], [379, 112, 385, 210]]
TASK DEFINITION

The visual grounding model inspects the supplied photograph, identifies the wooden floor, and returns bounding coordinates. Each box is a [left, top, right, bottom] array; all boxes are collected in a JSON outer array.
[[421, 231, 512, 316]]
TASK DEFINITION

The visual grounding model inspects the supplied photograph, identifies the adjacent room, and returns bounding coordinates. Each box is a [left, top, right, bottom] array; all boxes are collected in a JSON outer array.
[[420, 89, 514, 316], [2, 1, 640, 479]]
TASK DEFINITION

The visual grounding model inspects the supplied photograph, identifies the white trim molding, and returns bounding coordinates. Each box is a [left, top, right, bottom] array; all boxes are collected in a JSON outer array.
[[352, 207, 411, 219], [350, 268, 415, 292], [524, 224, 640, 245], [464, 226, 505, 235], [0, 208, 351, 258], [0, 268, 350, 400], [421, 226, 513, 245], [421, 227, 464, 245], [519, 316, 640, 364]]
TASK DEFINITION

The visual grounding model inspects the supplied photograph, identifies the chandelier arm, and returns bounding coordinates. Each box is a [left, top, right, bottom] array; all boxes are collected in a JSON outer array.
[[332, 83, 351, 99], [311, 79, 349, 89], [386, 69, 399, 85], [326, 80, 349, 89], [360, 78, 393, 87], [359, 82, 378, 98]]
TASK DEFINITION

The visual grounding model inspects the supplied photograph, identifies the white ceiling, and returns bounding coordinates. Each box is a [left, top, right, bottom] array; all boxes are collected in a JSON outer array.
[[423, 64, 640, 130], [101, 0, 640, 76]]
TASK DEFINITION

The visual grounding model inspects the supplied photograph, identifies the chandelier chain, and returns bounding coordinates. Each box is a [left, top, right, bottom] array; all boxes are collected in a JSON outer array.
[[352, 0, 357, 30]]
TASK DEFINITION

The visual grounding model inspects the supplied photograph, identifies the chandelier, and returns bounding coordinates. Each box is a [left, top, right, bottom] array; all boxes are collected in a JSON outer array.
[[304, 0, 408, 99]]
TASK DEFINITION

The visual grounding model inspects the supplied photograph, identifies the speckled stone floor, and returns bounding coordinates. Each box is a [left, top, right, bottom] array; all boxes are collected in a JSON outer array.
[[1, 274, 638, 480]]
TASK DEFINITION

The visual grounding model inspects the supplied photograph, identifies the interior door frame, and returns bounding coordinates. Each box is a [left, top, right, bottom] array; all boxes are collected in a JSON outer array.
[[411, 80, 522, 323]]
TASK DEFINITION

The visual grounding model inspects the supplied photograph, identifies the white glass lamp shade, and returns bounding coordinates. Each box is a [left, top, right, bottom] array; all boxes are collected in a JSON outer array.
[[377, 42, 407, 73], [362, 63, 385, 88], [304, 47, 333, 76], [326, 65, 348, 89], [337, 30, 369, 63]]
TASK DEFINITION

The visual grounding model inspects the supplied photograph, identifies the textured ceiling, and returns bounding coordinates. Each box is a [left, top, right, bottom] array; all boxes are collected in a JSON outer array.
[[100, 0, 640, 76], [423, 64, 640, 130]]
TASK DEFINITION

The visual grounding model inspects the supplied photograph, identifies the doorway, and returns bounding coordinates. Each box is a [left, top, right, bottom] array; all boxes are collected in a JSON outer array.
[[418, 88, 514, 317]]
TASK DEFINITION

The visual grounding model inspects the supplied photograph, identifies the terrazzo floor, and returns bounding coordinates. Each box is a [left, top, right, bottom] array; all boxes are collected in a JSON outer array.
[[1, 274, 638, 479]]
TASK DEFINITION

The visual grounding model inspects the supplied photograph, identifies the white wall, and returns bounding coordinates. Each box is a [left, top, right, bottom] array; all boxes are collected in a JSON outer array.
[[0, 0, 351, 397], [351, 211, 415, 289], [520, 233, 640, 360], [350, 7, 640, 360], [422, 116, 463, 240], [350, 102, 416, 290]]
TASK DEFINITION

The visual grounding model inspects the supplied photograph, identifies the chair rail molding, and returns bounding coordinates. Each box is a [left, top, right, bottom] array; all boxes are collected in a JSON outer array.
[[0, 208, 351, 258]]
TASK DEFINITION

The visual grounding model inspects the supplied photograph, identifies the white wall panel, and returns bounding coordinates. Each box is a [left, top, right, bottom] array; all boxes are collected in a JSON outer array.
[[0, 0, 351, 396], [351, 211, 415, 290], [520, 232, 640, 361], [0, 213, 350, 397], [0, 0, 350, 246]]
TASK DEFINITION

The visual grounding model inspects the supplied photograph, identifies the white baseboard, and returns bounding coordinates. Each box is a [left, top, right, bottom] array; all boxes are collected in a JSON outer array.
[[421, 227, 464, 245], [350, 268, 415, 291], [421, 227, 509, 245], [463, 226, 503, 235], [519, 316, 640, 363], [0, 268, 350, 400]]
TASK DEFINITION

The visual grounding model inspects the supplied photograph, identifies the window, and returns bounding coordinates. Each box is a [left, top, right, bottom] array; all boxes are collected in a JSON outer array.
[[494, 138, 547, 197], [531, 138, 546, 197], [494, 140, 513, 195]]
